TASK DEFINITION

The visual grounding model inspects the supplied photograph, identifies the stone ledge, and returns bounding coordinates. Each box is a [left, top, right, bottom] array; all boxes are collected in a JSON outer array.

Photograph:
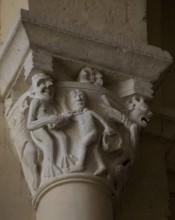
[[20, 10, 171, 62], [0, 9, 173, 99]]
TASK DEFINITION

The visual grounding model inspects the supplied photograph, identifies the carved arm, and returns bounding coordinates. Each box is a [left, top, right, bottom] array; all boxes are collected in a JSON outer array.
[[90, 110, 115, 135], [27, 99, 68, 131]]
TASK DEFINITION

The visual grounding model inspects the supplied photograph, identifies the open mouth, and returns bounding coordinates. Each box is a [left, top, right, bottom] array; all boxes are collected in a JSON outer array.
[[140, 112, 153, 124], [141, 116, 150, 124], [77, 100, 84, 105], [42, 88, 49, 94]]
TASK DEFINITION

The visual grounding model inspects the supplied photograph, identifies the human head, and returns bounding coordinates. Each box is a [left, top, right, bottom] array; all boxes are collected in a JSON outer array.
[[77, 67, 92, 83], [30, 73, 54, 100], [77, 67, 103, 86], [92, 70, 103, 86], [70, 89, 87, 110]]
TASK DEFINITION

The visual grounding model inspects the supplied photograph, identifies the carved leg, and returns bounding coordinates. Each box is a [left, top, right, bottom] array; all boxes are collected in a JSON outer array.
[[22, 142, 39, 190], [51, 130, 77, 172], [31, 128, 62, 178], [70, 129, 97, 173], [93, 140, 106, 176]]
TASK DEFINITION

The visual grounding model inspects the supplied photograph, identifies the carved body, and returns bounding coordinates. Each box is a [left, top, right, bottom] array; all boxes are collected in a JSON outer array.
[[27, 73, 76, 179], [70, 89, 114, 175]]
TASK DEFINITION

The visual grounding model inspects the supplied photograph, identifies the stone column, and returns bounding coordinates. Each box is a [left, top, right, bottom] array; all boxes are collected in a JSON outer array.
[[0, 9, 172, 220], [35, 175, 115, 220]]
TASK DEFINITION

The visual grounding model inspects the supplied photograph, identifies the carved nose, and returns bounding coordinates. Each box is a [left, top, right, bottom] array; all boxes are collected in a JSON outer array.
[[46, 81, 53, 87], [77, 97, 82, 101]]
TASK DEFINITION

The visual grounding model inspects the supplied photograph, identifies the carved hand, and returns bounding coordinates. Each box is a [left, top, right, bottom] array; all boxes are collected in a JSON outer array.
[[48, 115, 62, 123], [122, 116, 131, 129], [47, 123, 57, 129], [19, 100, 29, 113], [104, 127, 116, 136], [47, 114, 72, 129], [61, 112, 73, 118]]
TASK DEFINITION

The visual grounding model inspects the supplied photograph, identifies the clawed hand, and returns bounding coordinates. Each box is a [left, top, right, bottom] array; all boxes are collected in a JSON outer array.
[[49, 112, 72, 123], [104, 127, 115, 136], [61, 111, 73, 118], [48, 123, 57, 129], [49, 115, 61, 123], [20, 100, 29, 113]]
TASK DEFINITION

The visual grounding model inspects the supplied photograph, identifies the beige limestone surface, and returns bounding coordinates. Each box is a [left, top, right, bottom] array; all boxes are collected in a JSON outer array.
[[0, 0, 28, 44], [0, 0, 147, 44], [36, 176, 115, 220], [28, 0, 147, 43], [0, 102, 35, 220]]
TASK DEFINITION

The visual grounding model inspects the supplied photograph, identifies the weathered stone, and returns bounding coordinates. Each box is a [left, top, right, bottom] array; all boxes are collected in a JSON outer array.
[[28, 0, 147, 43], [0, 1, 173, 220]]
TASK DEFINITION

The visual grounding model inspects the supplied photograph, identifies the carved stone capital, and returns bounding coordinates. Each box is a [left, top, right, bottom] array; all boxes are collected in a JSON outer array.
[[2, 71, 158, 202], [0, 9, 172, 219]]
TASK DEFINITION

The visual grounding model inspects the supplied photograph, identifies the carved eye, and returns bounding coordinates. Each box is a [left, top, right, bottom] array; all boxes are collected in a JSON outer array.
[[141, 107, 147, 111], [37, 79, 46, 87]]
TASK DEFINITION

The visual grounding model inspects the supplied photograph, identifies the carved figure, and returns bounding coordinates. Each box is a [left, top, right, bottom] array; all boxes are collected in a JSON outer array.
[[69, 89, 115, 174], [127, 96, 153, 128], [101, 95, 131, 131], [5, 92, 40, 190], [77, 67, 103, 86], [77, 67, 92, 83], [101, 95, 152, 147], [101, 95, 152, 197], [27, 73, 75, 178], [126, 96, 152, 148], [92, 70, 103, 86]]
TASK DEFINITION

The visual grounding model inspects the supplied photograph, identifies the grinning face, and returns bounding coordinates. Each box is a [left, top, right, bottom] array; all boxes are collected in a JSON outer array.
[[32, 73, 54, 100], [128, 97, 153, 128], [70, 89, 87, 110]]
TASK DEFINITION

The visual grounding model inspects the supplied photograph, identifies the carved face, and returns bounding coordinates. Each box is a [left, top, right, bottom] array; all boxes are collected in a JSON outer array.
[[31, 73, 54, 100], [78, 67, 103, 86], [70, 89, 87, 110], [77, 67, 92, 83], [93, 71, 103, 86], [128, 97, 153, 128]]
